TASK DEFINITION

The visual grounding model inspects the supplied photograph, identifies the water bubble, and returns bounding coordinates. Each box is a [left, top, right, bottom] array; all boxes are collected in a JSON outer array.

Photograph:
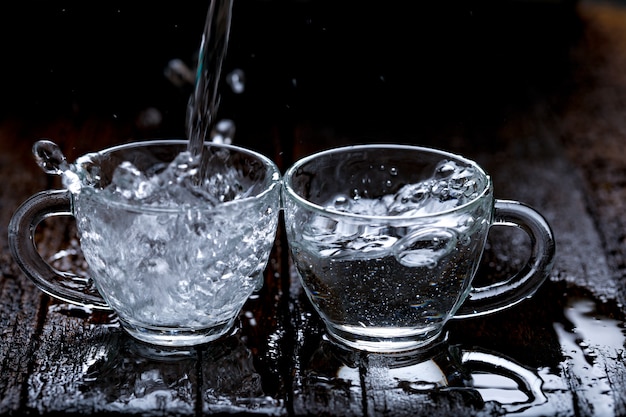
[[350, 197, 389, 216], [159, 152, 200, 186], [320, 158, 484, 217], [431, 180, 450, 198], [462, 180, 478, 197], [345, 234, 396, 254], [111, 161, 155, 200], [100, 147, 254, 209], [393, 228, 458, 268], [434, 160, 457, 179], [329, 194, 352, 211], [387, 182, 431, 215], [402, 381, 438, 391]]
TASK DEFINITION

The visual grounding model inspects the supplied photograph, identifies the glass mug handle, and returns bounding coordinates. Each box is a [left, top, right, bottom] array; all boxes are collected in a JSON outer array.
[[8, 189, 109, 309], [453, 200, 555, 319]]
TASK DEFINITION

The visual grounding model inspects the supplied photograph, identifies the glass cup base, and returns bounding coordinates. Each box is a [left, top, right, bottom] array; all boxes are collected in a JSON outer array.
[[325, 324, 446, 354], [119, 317, 237, 347]]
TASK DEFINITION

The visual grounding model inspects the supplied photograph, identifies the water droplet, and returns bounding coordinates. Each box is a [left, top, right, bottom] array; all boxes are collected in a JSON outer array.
[[32, 139, 70, 175], [164, 58, 195, 87], [210, 119, 236, 144], [136, 107, 163, 130], [226, 68, 246, 94]]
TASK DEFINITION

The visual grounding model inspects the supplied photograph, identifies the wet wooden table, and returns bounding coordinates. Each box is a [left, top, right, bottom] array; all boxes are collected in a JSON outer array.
[[2, 1, 626, 416]]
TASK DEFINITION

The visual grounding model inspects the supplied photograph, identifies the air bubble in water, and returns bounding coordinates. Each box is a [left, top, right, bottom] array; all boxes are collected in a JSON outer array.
[[388, 182, 431, 215], [393, 228, 458, 268], [320, 158, 485, 217], [434, 160, 456, 179], [329, 194, 352, 211], [111, 161, 155, 200]]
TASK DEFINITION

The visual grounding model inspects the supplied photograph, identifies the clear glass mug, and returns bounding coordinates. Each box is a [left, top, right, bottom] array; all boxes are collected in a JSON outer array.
[[9, 139, 281, 347], [282, 144, 555, 353]]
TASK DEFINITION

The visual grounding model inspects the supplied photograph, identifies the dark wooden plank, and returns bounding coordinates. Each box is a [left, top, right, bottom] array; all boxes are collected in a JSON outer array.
[[552, 4, 626, 416], [0, 121, 55, 414], [559, 1, 626, 306], [0, 270, 45, 414]]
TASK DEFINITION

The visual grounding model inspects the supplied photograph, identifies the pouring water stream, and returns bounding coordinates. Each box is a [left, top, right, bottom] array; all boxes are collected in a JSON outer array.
[[186, 0, 234, 159]]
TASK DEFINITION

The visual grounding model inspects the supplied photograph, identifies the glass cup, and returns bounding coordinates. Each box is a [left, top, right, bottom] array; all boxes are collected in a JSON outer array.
[[282, 144, 555, 353], [9, 139, 281, 347]]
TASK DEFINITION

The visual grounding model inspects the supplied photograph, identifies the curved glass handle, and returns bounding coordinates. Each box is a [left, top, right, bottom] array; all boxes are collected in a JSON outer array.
[[454, 200, 555, 319], [8, 190, 110, 309]]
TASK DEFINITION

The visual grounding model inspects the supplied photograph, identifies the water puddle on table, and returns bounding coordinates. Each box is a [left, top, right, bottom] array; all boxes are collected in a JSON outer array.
[[470, 290, 625, 416], [296, 283, 626, 416], [44, 240, 626, 415], [548, 294, 626, 416]]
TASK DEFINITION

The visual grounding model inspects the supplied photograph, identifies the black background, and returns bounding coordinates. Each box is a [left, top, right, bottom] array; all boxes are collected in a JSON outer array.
[[1, 1, 581, 139]]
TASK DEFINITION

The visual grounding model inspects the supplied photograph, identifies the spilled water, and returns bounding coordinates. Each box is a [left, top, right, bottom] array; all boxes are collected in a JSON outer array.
[[550, 296, 625, 416], [42, 229, 626, 416], [293, 284, 626, 416]]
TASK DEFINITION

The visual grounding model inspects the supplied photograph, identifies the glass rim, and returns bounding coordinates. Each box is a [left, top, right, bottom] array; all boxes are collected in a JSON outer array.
[[282, 143, 493, 220], [70, 139, 281, 213]]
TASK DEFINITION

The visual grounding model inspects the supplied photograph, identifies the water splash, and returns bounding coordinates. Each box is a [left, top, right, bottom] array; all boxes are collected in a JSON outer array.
[[32, 140, 70, 175]]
